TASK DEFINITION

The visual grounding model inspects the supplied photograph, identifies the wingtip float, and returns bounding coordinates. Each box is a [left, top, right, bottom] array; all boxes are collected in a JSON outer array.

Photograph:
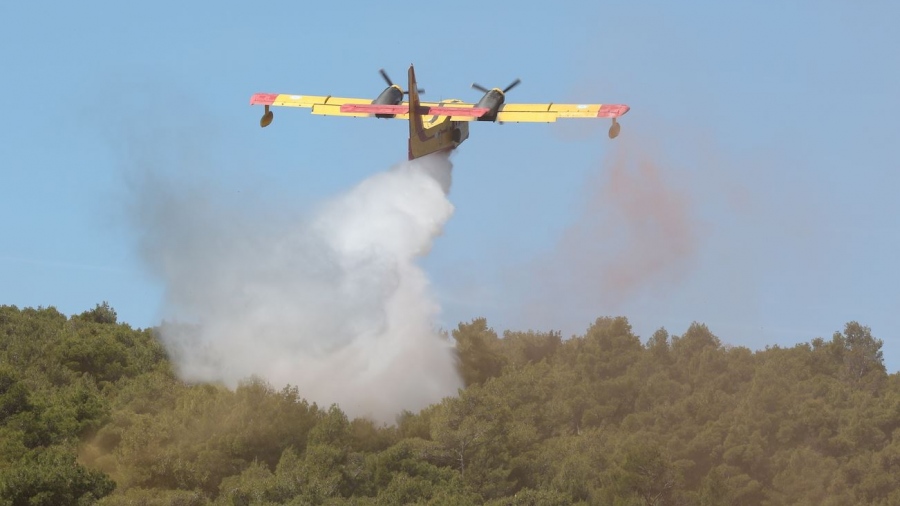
[[249, 64, 630, 160]]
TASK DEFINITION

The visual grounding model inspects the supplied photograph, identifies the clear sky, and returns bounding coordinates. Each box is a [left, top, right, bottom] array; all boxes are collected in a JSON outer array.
[[2, 1, 899, 370]]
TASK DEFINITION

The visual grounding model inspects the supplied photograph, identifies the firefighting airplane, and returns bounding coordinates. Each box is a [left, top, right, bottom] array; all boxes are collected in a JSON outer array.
[[250, 64, 630, 160]]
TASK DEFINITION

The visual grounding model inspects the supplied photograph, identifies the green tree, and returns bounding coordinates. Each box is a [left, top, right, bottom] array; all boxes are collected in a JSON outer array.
[[453, 319, 505, 387], [79, 302, 118, 325], [0, 446, 115, 506], [767, 447, 847, 506], [599, 436, 682, 506], [498, 330, 561, 368], [832, 321, 886, 387], [0, 367, 30, 423], [430, 386, 515, 499]]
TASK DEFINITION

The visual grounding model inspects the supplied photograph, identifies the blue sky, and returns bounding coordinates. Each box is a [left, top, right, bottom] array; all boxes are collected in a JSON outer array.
[[2, 1, 899, 370]]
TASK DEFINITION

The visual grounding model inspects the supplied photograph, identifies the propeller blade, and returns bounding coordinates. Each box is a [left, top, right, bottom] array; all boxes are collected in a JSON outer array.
[[403, 88, 426, 95], [379, 69, 393, 87], [503, 78, 521, 94], [471, 83, 491, 93]]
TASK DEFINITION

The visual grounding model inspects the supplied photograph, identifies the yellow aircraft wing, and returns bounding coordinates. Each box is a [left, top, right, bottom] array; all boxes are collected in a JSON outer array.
[[251, 94, 629, 123], [494, 103, 630, 123], [251, 93, 375, 118], [251, 93, 490, 120]]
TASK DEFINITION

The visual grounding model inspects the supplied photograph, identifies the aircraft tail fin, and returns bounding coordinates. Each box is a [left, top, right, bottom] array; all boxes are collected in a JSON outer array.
[[407, 64, 469, 160], [407, 65, 426, 160]]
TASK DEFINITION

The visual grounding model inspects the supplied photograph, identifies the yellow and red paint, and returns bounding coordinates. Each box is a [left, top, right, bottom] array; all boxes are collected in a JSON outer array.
[[250, 93, 629, 123], [339, 103, 489, 118], [250, 80, 629, 158]]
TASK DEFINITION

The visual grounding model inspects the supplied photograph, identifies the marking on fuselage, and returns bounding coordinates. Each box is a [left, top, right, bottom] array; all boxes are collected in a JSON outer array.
[[427, 100, 445, 124]]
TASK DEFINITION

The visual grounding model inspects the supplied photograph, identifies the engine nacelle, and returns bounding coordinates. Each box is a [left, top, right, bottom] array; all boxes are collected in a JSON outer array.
[[373, 85, 404, 118], [474, 90, 505, 121]]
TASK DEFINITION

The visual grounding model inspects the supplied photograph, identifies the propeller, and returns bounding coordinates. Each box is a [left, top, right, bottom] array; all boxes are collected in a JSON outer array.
[[471, 78, 521, 94], [379, 68, 394, 87], [379, 68, 424, 95]]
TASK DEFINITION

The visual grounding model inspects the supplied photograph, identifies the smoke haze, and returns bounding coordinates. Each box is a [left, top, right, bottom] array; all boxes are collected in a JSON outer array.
[[518, 137, 700, 329], [128, 148, 462, 423]]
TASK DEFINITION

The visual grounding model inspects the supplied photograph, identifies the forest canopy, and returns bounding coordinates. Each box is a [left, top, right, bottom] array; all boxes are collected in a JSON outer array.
[[0, 303, 898, 505]]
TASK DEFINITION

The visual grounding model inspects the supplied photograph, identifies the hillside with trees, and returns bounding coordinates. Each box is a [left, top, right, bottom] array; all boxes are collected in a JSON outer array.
[[1, 303, 898, 505]]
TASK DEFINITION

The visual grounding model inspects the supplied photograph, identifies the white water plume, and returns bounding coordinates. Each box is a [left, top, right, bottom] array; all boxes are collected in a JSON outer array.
[[133, 152, 462, 423]]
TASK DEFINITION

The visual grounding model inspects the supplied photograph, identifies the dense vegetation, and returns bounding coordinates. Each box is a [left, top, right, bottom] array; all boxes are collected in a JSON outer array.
[[1, 303, 898, 505]]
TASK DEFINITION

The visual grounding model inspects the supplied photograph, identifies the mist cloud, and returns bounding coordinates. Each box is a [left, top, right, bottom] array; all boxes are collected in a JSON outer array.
[[127, 147, 462, 423]]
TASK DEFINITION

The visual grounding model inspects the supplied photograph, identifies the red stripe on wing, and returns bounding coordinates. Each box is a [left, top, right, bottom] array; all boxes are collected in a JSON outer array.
[[427, 106, 489, 117], [340, 104, 489, 117], [250, 93, 278, 106], [597, 104, 630, 118], [341, 104, 411, 115]]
